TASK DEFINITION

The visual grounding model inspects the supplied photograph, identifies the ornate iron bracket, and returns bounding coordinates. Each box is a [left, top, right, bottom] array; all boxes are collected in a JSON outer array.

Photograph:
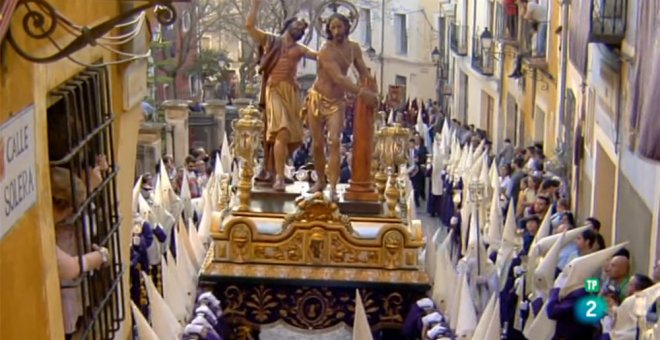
[[7, 0, 183, 63]]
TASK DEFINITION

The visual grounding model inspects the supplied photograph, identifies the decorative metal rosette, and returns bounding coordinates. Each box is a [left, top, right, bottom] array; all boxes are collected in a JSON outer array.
[[312, 0, 359, 39]]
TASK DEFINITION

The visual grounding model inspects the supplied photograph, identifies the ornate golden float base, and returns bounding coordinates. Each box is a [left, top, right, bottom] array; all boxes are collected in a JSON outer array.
[[200, 187, 429, 338], [196, 282, 427, 339]]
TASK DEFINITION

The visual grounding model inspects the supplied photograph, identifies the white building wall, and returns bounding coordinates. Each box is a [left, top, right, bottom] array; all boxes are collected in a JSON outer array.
[[448, 0, 501, 138], [578, 3, 660, 273], [293, 0, 438, 100]]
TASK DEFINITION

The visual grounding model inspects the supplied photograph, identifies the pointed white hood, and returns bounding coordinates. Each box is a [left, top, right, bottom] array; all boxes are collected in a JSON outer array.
[[472, 293, 497, 340], [353, 289, 374, 340], [141, 271, 182, 339], [180, 170, 194, 222], [131, 301, 160, 340], [531, 226, 590, 258], [489, 161, 499, 192], [533, 232, 566, 294], [502, 199, 519, 247], [132, 175, 143, 215], [525, 210, 554, 295], [454, 274, 477, 338], [484, 297, 502, 340], [425, 228, 440, 283], [432, 229, 459, 314], [486, 189, 503, 252], [188, 219, 208, 265], [557, 242, 629, 298], [163, 252, 188, 322], [197, 188, 213, 246], [175, 222, 198, 312], [611, 283, 660, 339], [522, 300, 555, 340], [221, 132, 232, 174]]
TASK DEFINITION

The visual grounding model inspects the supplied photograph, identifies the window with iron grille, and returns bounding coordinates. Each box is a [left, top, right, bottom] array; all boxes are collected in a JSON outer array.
[[47, 66, 125, 340]]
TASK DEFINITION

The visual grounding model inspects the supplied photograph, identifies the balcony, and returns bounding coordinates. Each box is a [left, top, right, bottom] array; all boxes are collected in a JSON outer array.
[[589, 0, 626, 44], [441, 60, 449, 80], [520, 20, 548, 69], [450, 23, 468, 56], [471, 34, 495, 76], [498, 3, 518, 43]]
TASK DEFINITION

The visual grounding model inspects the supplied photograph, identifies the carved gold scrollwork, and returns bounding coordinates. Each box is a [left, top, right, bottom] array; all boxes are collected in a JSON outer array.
[[206, 212, 428, 277], [253, 234, 304, 262], [283, 192, 353, 233], [224, 286, 247, 316], [246, 285, 277, 322], [329, 235, 379, 265], [380, 293, 404, 323]]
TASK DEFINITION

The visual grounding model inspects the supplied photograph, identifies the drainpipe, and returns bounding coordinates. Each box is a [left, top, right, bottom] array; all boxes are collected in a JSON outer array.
[[574, 82, 587, 217], [471, 0, 477, 38], [497, 45, 506, 150], [379, 0, 386, 94], [531, 68, 537, 145], [557, 0, 570, 148]]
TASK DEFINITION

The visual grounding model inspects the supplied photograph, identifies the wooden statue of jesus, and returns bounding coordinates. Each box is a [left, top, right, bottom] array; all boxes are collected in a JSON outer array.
[[304, 13, 379, 201]]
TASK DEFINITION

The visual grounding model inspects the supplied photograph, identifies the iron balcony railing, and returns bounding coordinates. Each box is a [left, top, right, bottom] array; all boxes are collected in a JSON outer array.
[[589, 0, 626, 44], [471, 36, 495, 76], [520, 20, 548, 59], [450, 23, 468, 56]]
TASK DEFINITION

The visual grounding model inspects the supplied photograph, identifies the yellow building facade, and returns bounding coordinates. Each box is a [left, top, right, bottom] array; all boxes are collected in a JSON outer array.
[[0, 1, 150, 339], [441, 0, 658, 275]]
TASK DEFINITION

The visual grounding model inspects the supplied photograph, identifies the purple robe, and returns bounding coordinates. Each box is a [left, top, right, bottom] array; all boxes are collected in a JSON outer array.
[[547, 288, 596, 340], [402, 303, 424, 338]]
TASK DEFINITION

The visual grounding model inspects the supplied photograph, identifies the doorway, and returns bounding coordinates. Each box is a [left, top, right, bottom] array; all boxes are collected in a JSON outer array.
[[506, 94, 517, 144], [592, 143, 616, 246], [534, 106, 546, 146], [459, 71, 468, 123]]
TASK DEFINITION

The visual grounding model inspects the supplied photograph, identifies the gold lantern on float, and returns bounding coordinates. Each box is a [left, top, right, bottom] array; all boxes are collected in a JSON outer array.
[[230, 105, 264, 212], [379, 123, 411, 218]]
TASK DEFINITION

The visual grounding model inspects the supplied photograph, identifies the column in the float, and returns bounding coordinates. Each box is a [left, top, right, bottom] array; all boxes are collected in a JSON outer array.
[[345, 76, 379, 201]]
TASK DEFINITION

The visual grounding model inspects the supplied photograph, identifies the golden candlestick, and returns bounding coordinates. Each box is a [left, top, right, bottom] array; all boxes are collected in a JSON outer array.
[[230, 105, 264, 212], [384, 167, 399, 217]]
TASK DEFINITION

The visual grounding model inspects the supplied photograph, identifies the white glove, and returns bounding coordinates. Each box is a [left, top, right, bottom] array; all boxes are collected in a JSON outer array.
[[427, 324, 447, 339], [198, 291, 221, 309], [190, 315, 213, 329], [513, 266, 526, 277], [519, 301, 529, 311], [422, 312, 444, 327], [195, 305, 218, 324], [416, 298, 435, 310], [183, 324, 205, 336]]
